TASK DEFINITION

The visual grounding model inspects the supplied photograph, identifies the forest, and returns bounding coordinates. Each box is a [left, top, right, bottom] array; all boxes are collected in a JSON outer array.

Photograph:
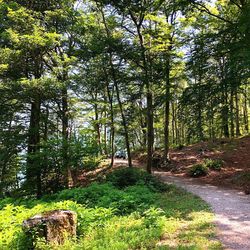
[[0, 0, 249, 249]]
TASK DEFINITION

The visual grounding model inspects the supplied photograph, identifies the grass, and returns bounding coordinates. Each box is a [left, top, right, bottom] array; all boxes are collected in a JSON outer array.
[[0, 168, 222, 250]]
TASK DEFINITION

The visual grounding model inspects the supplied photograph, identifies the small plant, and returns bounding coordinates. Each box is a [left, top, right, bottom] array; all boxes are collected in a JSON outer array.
[[204, 159, 223, 171], [189, 164, 208, 177], [143, 207, 164, 228], [172, 144, 185, 150]]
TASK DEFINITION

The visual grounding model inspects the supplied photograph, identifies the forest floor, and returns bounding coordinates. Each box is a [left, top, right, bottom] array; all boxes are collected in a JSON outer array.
[[155, 173, 250, 250], [113, 136, 250, 249], [135, 136, 250, 193], [112, 156, 250, 250]]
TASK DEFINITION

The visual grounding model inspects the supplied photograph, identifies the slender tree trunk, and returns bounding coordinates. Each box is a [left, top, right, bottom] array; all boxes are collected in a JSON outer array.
[[164, 49, 171, 163], [171, 102, 175, 145], [113, 71, 132, 167], [197, 78, 204, 141], [222, 82, 229, 138], [103, 68, 115, 167], [139, 100, 147, 148], [146, 87, 154, 173], [62, 85, 73, 188], [104, 122, 108, 155], [27, 97, 41, 198], [230, 88, 235, 137], [235, 90, 241, 137], [100, 8, 132, 167], [94, 102, 102, 153], [103, 94, 108, 155], [109, 115, 115, 168], [174, 103, 179, 144], [132, 19, 154, 173], [42, 105, 49, 188], [243, 86, 249, 134], [164, 80, 170, 163]]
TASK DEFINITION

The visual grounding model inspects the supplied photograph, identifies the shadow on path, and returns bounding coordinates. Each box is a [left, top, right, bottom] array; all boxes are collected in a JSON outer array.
[[155, 172, 250, 250]]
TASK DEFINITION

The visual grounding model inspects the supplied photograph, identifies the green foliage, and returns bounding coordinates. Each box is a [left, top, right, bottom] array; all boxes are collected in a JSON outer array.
[[106, 168, 168, 192], [172, 144, 185, 150], [189, 159, 223, 178], [0, 174, 221, 249], [80, 156, 103, 171], [204, 158, 223, 171], [189, 164, 209, 177], [48, 182, 159, 215]]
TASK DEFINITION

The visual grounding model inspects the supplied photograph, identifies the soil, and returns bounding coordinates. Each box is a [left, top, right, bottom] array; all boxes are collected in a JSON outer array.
[[135, 136, 250, 193]]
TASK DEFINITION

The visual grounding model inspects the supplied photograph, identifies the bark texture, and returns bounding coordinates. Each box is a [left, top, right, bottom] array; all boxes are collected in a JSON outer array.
[[23, 210, 77, 247]]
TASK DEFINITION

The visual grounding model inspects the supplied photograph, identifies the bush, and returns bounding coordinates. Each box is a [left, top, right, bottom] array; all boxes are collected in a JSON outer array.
[[81, 156, 102, 171], [106, 167, 168, 192], [172, 144, 185, 150], [189, 164, 208, 177], [204, 159, 223, 171], [48, 183, 159, 215]]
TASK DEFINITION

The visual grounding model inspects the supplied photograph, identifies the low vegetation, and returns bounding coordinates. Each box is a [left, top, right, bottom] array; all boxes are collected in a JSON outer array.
[[189, 159, 223, 177], [204, 159, 223, 171], [0, 168, 222, 249], [189, 164, 209, 177]]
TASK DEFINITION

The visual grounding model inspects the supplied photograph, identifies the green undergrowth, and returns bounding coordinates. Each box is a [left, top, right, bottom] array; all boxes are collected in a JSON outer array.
[[0, 168, 222, 250]]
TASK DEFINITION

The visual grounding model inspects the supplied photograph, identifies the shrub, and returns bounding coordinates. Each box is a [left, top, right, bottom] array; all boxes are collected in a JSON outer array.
[[172, 144, 185, 150], [106, 168, 168, 192], [81, 156, 102, 171], [48, 183, 160, 215], [189, 164, 208, 177], [204, 159, 223, 171]]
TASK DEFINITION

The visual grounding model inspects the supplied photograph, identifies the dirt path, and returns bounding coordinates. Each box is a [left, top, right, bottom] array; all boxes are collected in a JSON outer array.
[[155, 172, 250, 250]]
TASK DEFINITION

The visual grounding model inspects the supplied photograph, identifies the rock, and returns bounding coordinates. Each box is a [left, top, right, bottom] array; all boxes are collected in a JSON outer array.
[[23, 210, 77, 247]]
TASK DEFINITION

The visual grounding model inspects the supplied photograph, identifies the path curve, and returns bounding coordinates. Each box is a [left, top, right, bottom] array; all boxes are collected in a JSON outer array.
[[154, 172, 250, 250]]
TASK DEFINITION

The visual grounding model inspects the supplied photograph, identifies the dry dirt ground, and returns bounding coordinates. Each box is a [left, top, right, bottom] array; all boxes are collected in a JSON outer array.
[[135, 136, 250, 193], [169, 136, 250, 191]]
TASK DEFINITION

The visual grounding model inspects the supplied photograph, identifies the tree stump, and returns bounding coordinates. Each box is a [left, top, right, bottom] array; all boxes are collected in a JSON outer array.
[[23, 210, 77, 247]]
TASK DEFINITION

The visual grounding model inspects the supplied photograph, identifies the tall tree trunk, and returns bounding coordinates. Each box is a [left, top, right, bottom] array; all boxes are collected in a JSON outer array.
[[42, 105, 49, 188], [222, 82, 229, 138], [104, 120, 108, 155], [112, 70, 132, 167], [132, 17, 154, 173], [163, 50, 172, 163], [103, 94, 108, 155], [197, 78, 204, 141], [171, 102, 175, 145], [103, 68, 115, 167], [27, 97, 41, 198], [100, 8, 132, 167], [61, 85, 73, 188], [243, 86, 249, 134], [197, 103, 203, 140], [94, 102, 102, 153], [230, 88, 235, 137], [146, 87, 154, 173], [139, 100, 147, 148], [235, 90, 241, 137]]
